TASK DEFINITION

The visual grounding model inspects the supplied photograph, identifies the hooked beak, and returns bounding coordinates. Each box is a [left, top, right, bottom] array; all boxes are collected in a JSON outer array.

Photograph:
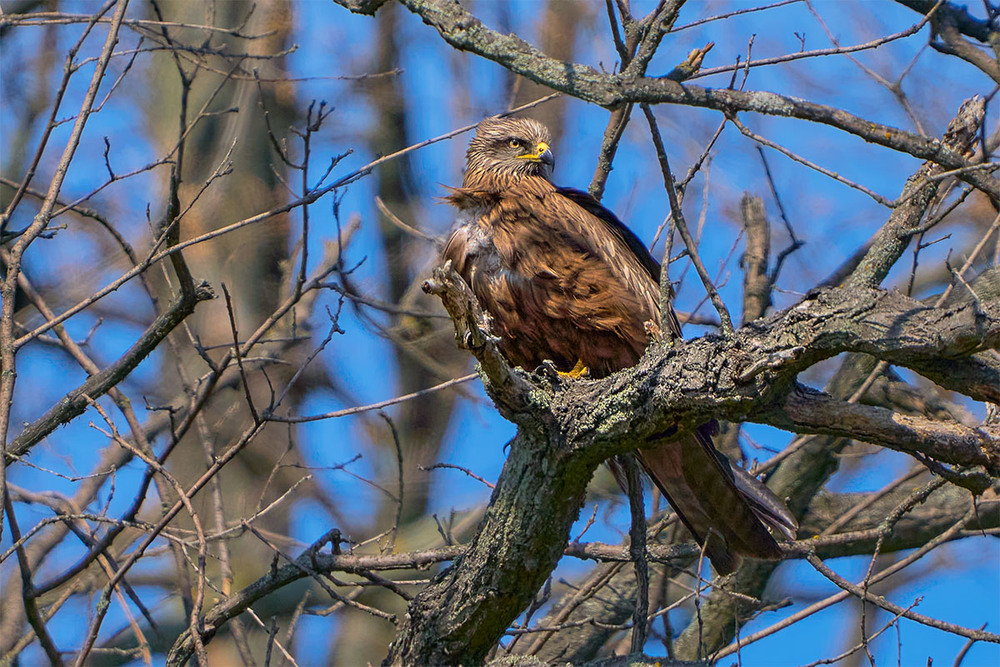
[[517, 141, 555, 170], [538, 143, 555, 169]]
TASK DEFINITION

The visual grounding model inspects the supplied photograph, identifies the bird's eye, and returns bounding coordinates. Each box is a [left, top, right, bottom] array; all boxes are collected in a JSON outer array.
[[508, 138, 522, 149]]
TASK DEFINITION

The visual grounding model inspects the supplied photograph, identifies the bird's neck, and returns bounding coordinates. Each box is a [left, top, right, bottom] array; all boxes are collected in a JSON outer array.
[[460, 169, 554, 194]]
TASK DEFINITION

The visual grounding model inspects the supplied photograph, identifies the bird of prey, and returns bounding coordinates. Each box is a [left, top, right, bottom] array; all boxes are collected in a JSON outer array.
[[442, 116, 797, 573]]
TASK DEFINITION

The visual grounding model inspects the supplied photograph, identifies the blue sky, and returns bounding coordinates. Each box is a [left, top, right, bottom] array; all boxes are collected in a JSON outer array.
[[2, 0, 998, 664]]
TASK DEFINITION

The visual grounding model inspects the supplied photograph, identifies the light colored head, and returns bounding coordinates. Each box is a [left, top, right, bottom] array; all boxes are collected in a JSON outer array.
[[462, 117, 554, 188]]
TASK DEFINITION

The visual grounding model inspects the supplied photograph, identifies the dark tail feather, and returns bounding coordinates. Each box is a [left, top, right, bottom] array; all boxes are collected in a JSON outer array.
[[607, 455, 733, 573], [730, 465, 798, 541], [635, 429, 796, 575]]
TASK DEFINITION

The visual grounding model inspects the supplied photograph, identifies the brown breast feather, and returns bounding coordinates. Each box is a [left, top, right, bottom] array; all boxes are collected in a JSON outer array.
[[445, 177, 661, 376]]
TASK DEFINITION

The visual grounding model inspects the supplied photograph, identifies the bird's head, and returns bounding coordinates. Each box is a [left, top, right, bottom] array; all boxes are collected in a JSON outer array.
[[463, 117, 554, 188]]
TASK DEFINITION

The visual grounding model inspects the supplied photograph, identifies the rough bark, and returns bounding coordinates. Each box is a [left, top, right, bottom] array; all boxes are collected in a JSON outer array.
[[374, 261, 1000, 665]]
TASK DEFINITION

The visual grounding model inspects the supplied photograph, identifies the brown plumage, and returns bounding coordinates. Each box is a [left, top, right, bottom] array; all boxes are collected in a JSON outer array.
[[443, 116, 797, 573]]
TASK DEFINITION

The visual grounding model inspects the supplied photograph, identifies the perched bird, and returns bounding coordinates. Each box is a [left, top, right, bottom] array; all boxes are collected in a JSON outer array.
[[442, 116, 796, 573]]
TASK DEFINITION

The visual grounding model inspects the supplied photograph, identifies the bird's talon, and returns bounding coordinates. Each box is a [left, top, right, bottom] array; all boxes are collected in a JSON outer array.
[[533, 359, 562, 379], [557, 359, 590, 380]]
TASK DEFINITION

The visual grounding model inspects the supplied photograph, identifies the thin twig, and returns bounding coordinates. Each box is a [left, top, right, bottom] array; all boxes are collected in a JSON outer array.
[[641, 104, 734, 333]]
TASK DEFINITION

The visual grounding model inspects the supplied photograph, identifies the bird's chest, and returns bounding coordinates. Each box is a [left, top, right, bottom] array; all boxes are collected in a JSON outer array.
[[454, 208, 514, 280], [448, 202, 651, 376]]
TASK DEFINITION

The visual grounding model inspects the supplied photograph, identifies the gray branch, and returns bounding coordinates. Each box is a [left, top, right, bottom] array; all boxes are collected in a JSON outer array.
[[332, 0, 1000, 199], [372, 263, 999, 665]]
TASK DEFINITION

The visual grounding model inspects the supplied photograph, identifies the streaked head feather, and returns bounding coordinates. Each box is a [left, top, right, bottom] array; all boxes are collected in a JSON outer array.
[[463, 117, 554, 189]]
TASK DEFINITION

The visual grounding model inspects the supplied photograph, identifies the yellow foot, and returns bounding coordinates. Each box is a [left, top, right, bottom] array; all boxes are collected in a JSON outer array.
[[557, 359, 590, 380]]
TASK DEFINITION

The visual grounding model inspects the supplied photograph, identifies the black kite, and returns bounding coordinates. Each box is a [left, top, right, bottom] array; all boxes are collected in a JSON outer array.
[[442, 117, 796, 573]]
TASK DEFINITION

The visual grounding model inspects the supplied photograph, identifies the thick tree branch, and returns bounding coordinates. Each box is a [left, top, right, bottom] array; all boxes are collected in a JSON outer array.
[[768, 384, 999, 487], [371, 264, 1000, 664], [845, 97, 985, 290], [561, 285, 1000, 455], [428, 262, 1000, 462], [334, 0, 1000, 199], [740, 193, 772, 323], [421, 262, 539, 420]]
